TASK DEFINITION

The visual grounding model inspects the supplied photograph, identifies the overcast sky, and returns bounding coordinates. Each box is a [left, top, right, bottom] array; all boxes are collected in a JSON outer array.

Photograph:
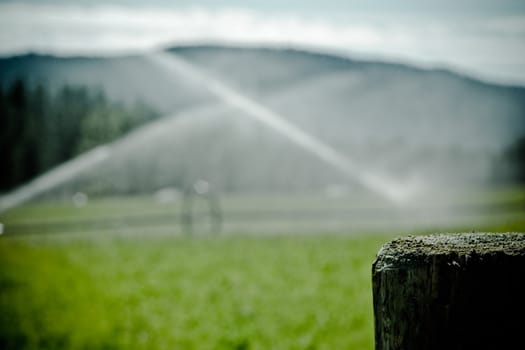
[[1, 0, 524, 85]]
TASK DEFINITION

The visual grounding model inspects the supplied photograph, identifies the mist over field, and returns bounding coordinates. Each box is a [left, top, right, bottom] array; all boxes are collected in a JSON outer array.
[[1, 46, 524, 200], [1, 45, 524, 237], [1, 0, 525, 226]]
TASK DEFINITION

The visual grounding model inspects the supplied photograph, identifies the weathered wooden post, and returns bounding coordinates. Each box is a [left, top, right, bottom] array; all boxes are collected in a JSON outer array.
[[372, 233, 525, 350]]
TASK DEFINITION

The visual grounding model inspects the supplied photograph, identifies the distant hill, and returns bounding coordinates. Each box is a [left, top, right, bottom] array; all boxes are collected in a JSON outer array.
[[0, 52, 213, 113], [1, 46, 524, 196]]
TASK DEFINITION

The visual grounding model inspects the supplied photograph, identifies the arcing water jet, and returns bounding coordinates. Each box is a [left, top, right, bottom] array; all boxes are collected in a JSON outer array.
[[146, 51, 420, 203]]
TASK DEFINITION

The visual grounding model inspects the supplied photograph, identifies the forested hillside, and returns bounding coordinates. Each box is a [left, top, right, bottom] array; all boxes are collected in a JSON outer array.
[[0, 80, 158, 192]]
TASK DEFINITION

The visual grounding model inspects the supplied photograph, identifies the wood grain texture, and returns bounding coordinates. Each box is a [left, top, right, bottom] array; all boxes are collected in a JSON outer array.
[[372, 233, 525, 350]]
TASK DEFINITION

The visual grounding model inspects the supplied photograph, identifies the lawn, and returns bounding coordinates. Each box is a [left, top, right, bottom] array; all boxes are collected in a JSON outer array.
[[0, 233, 386, 350], [1, 188, 524, 349]]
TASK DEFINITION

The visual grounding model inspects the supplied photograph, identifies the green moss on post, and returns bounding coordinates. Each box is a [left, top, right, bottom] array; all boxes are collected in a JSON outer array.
[[372, 233, 525, 350]]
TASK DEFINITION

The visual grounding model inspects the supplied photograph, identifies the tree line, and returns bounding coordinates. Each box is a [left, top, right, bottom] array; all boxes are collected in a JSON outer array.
[[0, 79, 159, 192]]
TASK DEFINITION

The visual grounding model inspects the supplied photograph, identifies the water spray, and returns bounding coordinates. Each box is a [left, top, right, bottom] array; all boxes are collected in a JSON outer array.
[[146, 51, 420, 203], [0, 50, 421, 214], [0, 104, 221, 213], [0, 146, 111, 213]]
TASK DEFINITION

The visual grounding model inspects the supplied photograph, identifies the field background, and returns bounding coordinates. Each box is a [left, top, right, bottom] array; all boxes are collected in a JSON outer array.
[[1, 188, 524, 349]]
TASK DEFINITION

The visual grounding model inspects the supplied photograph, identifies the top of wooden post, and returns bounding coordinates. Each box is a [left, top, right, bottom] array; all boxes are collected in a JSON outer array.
[[374, 233, 525, 271], [373, 233, 525, 350]]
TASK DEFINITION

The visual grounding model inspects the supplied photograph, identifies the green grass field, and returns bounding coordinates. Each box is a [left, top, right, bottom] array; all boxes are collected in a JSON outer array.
[[0, 234, 387, 350], [1, 189, 524, 349]]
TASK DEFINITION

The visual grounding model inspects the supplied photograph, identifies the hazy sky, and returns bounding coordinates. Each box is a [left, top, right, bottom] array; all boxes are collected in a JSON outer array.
[[1, 0, 524, 85]]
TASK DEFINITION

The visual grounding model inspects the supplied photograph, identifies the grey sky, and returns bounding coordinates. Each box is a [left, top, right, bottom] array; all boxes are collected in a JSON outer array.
[[1, 0, 524, 85], [2, 0, 525, 14]]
